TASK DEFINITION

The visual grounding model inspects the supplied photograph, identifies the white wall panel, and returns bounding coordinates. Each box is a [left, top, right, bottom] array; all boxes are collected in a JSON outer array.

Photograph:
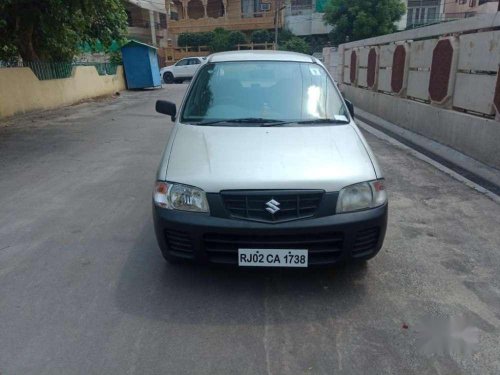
[[453, 73, 496, 115], [343, 67, 351, 84], [358, 68, 368, 87], [409, 39, 437, 69], [378, 69, 392, 92], [379, 44, 396, 67], [358, 47, 370, 67], [407, 71, 430, 100], [458, 30, 500, 72]]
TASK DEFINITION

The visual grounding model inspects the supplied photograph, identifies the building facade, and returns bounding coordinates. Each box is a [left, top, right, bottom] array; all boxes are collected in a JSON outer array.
[[444, 0, 498, 20], [125, 0, 169, 48], [167, 0, 280, 42], [284, 0, 332, 36], [406, 0, 444, 29]]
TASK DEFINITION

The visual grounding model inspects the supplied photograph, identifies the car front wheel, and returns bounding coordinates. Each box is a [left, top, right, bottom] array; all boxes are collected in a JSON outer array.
[[163, 72, 174, 84]]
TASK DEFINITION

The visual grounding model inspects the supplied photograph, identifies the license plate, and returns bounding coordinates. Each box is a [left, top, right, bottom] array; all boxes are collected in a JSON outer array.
[[238, 249, 308, 267]]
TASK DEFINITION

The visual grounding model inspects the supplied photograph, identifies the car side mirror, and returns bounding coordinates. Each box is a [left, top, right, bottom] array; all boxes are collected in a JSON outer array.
[[156, 100, 177, 121], [345, 99, 354, 118]]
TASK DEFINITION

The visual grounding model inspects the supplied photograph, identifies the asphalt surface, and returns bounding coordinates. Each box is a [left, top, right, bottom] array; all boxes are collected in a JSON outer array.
[[1, 85, 499, 375]]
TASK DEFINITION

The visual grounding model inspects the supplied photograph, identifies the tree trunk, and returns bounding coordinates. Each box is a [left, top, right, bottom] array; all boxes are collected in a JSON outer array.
[[15, 15, 39, 61]]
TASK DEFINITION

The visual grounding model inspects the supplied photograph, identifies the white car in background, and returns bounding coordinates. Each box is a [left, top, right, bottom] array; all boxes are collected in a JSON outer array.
[[160, 57, 207, 84]]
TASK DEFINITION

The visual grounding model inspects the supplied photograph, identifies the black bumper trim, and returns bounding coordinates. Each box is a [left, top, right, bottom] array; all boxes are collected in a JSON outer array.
[[153, 202, 388, 266]]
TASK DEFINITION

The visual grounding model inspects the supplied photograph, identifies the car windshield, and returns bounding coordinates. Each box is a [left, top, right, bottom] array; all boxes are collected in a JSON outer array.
[[181, 61, 349, 125]]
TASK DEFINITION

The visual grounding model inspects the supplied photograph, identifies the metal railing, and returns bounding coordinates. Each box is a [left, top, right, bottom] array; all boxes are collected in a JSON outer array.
[[0, 60, 118, 80]]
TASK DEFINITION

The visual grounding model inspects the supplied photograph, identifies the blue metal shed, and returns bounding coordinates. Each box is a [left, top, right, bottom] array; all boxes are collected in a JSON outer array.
[[121, 40, 161, 89]]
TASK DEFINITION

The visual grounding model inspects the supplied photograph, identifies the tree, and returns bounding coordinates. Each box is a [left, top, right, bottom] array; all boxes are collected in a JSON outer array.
[[228, 31, 246, 47], [178, 32, 214, 47], [282, 37, 310, 54], [208, 28, 247, 52], [323, 0, 405, 46], [251, 29, 273, 43], [277, 29, 294, 45], [0, 0, 128, 61]]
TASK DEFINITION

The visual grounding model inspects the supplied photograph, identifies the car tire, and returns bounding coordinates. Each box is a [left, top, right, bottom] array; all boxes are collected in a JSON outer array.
[[163, 72, 174, 84]]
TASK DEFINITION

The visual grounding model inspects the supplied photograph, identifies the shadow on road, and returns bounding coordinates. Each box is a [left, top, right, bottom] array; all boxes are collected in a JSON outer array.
[[115, 221, 370, 325]]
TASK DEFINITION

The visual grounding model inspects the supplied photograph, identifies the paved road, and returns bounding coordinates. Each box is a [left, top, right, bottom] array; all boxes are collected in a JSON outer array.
[[1, 85, 499, 375]]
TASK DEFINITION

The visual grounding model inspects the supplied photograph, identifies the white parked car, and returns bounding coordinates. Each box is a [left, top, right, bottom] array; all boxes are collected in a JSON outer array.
[[160, 57, 207, 84], [153, 51, 388, 267]]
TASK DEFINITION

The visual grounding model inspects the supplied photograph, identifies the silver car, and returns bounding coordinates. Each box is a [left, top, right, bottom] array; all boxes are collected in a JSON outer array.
[[153, 51, 388, 267]]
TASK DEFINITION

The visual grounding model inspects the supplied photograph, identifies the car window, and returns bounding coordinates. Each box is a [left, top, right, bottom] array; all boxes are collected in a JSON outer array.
[[181, 61, 347, 124], [175, 59, 188, 67], [189, 59, 200, 65]]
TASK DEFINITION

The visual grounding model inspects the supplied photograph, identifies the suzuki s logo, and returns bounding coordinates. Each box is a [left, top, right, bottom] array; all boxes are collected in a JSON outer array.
[[265, 199, 280, 214]]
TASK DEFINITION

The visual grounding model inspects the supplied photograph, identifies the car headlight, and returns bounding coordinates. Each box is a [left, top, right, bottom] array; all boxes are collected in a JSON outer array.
[[153, 182, 209, 213], [336, 179, 387, 213]]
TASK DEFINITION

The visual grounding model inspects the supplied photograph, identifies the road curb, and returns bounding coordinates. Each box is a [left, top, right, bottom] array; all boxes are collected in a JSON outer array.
[[354, 108, 500, 196]]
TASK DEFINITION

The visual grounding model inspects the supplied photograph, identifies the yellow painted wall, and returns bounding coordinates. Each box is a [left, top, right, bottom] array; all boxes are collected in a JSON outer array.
[[0, 65, 126, 118]]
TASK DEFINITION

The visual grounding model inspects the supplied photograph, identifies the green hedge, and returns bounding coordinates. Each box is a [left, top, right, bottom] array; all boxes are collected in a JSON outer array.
[[251, 29, 273, 43], [177, 29, 313, 54]]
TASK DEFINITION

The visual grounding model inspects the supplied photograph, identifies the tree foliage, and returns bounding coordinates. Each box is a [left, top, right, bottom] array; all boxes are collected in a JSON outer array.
[[178, 32, 214, 47], [207, 29, 246, 52], [323, 0, 405, 45], [250, 29, 273, 43], [178, 29, 246, 52], [0, 0, 128, 61], [281, 37, 310, 54], [277, 29, 294, 45]]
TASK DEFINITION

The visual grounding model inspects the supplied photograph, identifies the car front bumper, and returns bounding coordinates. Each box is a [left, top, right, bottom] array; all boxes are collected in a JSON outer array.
[[153, 203, 388, 266]]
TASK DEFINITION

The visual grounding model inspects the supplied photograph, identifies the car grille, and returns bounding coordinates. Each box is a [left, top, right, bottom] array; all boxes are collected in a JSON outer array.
[[164, 229, 194, 259], [221, 191, 324, 223], [352, 227, 380, 257], [204, 232, 344, 265]]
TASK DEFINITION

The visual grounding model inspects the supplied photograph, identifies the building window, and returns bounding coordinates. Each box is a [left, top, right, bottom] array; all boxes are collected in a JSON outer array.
[[126, 10, 133, 26], [290, 0, 312, 15], [427, 7, 437, 22], [407, 2, 441, 28], [159, 13, 167, 28], [408, 8, 414, 25]]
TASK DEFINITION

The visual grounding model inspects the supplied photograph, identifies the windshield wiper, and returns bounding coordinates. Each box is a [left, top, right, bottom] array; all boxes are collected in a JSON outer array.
[[196, 118, 285, 126], [261, 118, 350, 127]]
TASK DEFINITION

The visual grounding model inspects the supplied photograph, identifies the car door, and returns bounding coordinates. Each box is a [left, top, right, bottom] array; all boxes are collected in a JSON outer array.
[[186, 58, 201, 77], [173, 59, 189, 78]]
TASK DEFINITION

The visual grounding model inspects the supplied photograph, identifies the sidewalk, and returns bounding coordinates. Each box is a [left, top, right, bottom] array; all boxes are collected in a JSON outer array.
[[354, 107, 500, 194]]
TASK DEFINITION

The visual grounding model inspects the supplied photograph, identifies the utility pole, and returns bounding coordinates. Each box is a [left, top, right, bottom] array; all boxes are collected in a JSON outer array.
[[274, 0, 281, 47], [274, 0, 286, 48], [149, 10, 157, 46]]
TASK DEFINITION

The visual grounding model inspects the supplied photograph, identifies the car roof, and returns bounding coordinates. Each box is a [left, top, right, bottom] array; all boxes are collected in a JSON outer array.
[[207, 50, 316, 63]]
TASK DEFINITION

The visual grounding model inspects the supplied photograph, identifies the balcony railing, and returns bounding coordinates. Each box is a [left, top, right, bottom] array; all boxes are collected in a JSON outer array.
[[168, 11, 277, 34], [164, 43, 276, 63]]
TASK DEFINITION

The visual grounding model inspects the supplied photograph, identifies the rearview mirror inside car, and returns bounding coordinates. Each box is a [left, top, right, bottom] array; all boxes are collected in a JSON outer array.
[[345, 99, 354, 118], [156, 100, 177, 121]]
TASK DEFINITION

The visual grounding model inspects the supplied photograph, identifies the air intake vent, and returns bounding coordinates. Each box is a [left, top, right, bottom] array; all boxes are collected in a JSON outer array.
[[204, 232, 344, 265], [352, 228, 379, 257], [165, 230, 194, 259]]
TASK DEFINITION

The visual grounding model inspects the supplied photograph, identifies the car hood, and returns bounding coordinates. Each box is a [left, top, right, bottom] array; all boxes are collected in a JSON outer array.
[[162, 124, 377, 192]]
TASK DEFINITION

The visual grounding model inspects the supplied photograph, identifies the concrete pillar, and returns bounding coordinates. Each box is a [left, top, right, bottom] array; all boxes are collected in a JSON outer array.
[[149, 10, 157, 46], [222, 0, 227, 18], [182, 0, 189, 19], [202, 0, 208, 18]]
